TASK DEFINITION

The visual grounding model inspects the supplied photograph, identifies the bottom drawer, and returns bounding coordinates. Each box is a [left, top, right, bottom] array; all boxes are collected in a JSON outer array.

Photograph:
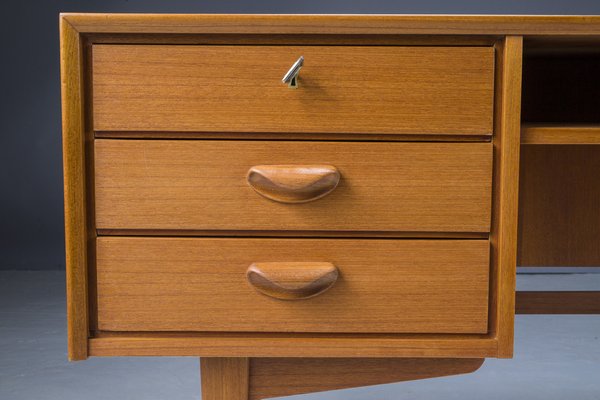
[[96, 237, 490, 334]]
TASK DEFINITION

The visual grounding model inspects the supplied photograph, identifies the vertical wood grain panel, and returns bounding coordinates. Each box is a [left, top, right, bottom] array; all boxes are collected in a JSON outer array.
[[518, 145, 600, 266], [490, 36, 523, 358], [201, 358, 249, 400], [60, 16, 88, 361]]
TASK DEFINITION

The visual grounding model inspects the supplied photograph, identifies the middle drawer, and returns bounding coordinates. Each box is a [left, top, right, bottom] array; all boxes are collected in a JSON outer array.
[[95, 140, 492, 233]]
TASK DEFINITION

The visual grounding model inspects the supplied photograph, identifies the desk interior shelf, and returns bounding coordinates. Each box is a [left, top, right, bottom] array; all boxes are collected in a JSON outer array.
[[522, 124, 600, 144]]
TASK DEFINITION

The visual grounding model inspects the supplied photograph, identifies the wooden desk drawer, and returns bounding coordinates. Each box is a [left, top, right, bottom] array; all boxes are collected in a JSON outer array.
[[95, 140, 492, 233], [96, 237, 490, 334], [92, 45, 494, 135]]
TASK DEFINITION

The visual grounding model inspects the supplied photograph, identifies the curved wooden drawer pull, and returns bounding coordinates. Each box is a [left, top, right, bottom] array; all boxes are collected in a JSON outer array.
[[247, 165, 340, 203], [246, 262, 339, 300]]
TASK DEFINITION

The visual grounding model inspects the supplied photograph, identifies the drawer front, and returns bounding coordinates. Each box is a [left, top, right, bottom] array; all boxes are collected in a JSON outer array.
[[95, 140, 492, 232], [96, 237, 490, 334], [92, 45, 494, 135]]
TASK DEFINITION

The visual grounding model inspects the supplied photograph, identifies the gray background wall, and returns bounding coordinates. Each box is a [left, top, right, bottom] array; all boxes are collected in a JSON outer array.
[[3, 1, 600, 270]]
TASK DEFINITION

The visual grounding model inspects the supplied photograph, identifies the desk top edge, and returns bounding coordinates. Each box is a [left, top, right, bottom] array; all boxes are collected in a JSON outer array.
[[60, 13, 600, 35]]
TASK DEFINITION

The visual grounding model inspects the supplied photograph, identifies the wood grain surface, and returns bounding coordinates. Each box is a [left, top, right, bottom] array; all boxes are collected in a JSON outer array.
[[516, 291, 600, 314], [88, 333, 499, 358], [92, 45, 494, 135], [201, 358, 249, 400], [60, 17, 89, 361], [518, 145, 600, 266], [94, 140, 493, 233], [96, 237, 490, 334], [489, 36, 522, 358], [248, 358, 484, 399], [63, 14, 600, 35], [85, 33, 499, 47], [522, 124, 600, 145]]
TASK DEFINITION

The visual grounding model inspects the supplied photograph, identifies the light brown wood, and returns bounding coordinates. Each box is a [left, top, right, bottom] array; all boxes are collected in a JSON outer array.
[[522, 124, 600, 144], [88, 334, 498, 358], [518, 145, 600, 266], [248, 358, 484, 399], [82, 42, 100, 335], [489, 36, 523, 358], [199, 356, 484, 400], [201, 358, 249, 400], [63, 14, 600, 35], [86, 33, 499, 46], [95, 131, 492, 142], [92, 45, 494, 135], [96, 237, 490, 334], [96, 229, 489, 239], [246, 262, 338, 300], [247, 165, 340, 203], [516, 291, 600, 314], [60, 16, 88, 361], [59, 15, 600, 395], [94, 140, 493, 233]]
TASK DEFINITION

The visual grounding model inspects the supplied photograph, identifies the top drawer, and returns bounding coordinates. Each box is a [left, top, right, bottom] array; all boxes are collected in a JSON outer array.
[[92, 45, 495, 135]]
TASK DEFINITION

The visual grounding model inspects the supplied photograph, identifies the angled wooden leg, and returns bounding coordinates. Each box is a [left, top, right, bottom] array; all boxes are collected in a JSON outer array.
[[201, 357, 483, 400], [248, 358, 484, 400], [200, 358, 249, 400]]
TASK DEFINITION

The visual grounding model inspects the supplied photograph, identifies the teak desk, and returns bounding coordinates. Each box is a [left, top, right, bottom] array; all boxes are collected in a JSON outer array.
[[60, 14, 600, 399]]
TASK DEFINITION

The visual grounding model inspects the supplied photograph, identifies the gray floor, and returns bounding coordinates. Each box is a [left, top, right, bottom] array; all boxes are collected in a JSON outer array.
[[0, 271, 599, 400]]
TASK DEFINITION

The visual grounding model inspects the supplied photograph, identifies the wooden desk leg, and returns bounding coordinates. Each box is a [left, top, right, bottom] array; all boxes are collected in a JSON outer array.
[[201, 358, 249, 400], [200, 357, 483, 400]]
